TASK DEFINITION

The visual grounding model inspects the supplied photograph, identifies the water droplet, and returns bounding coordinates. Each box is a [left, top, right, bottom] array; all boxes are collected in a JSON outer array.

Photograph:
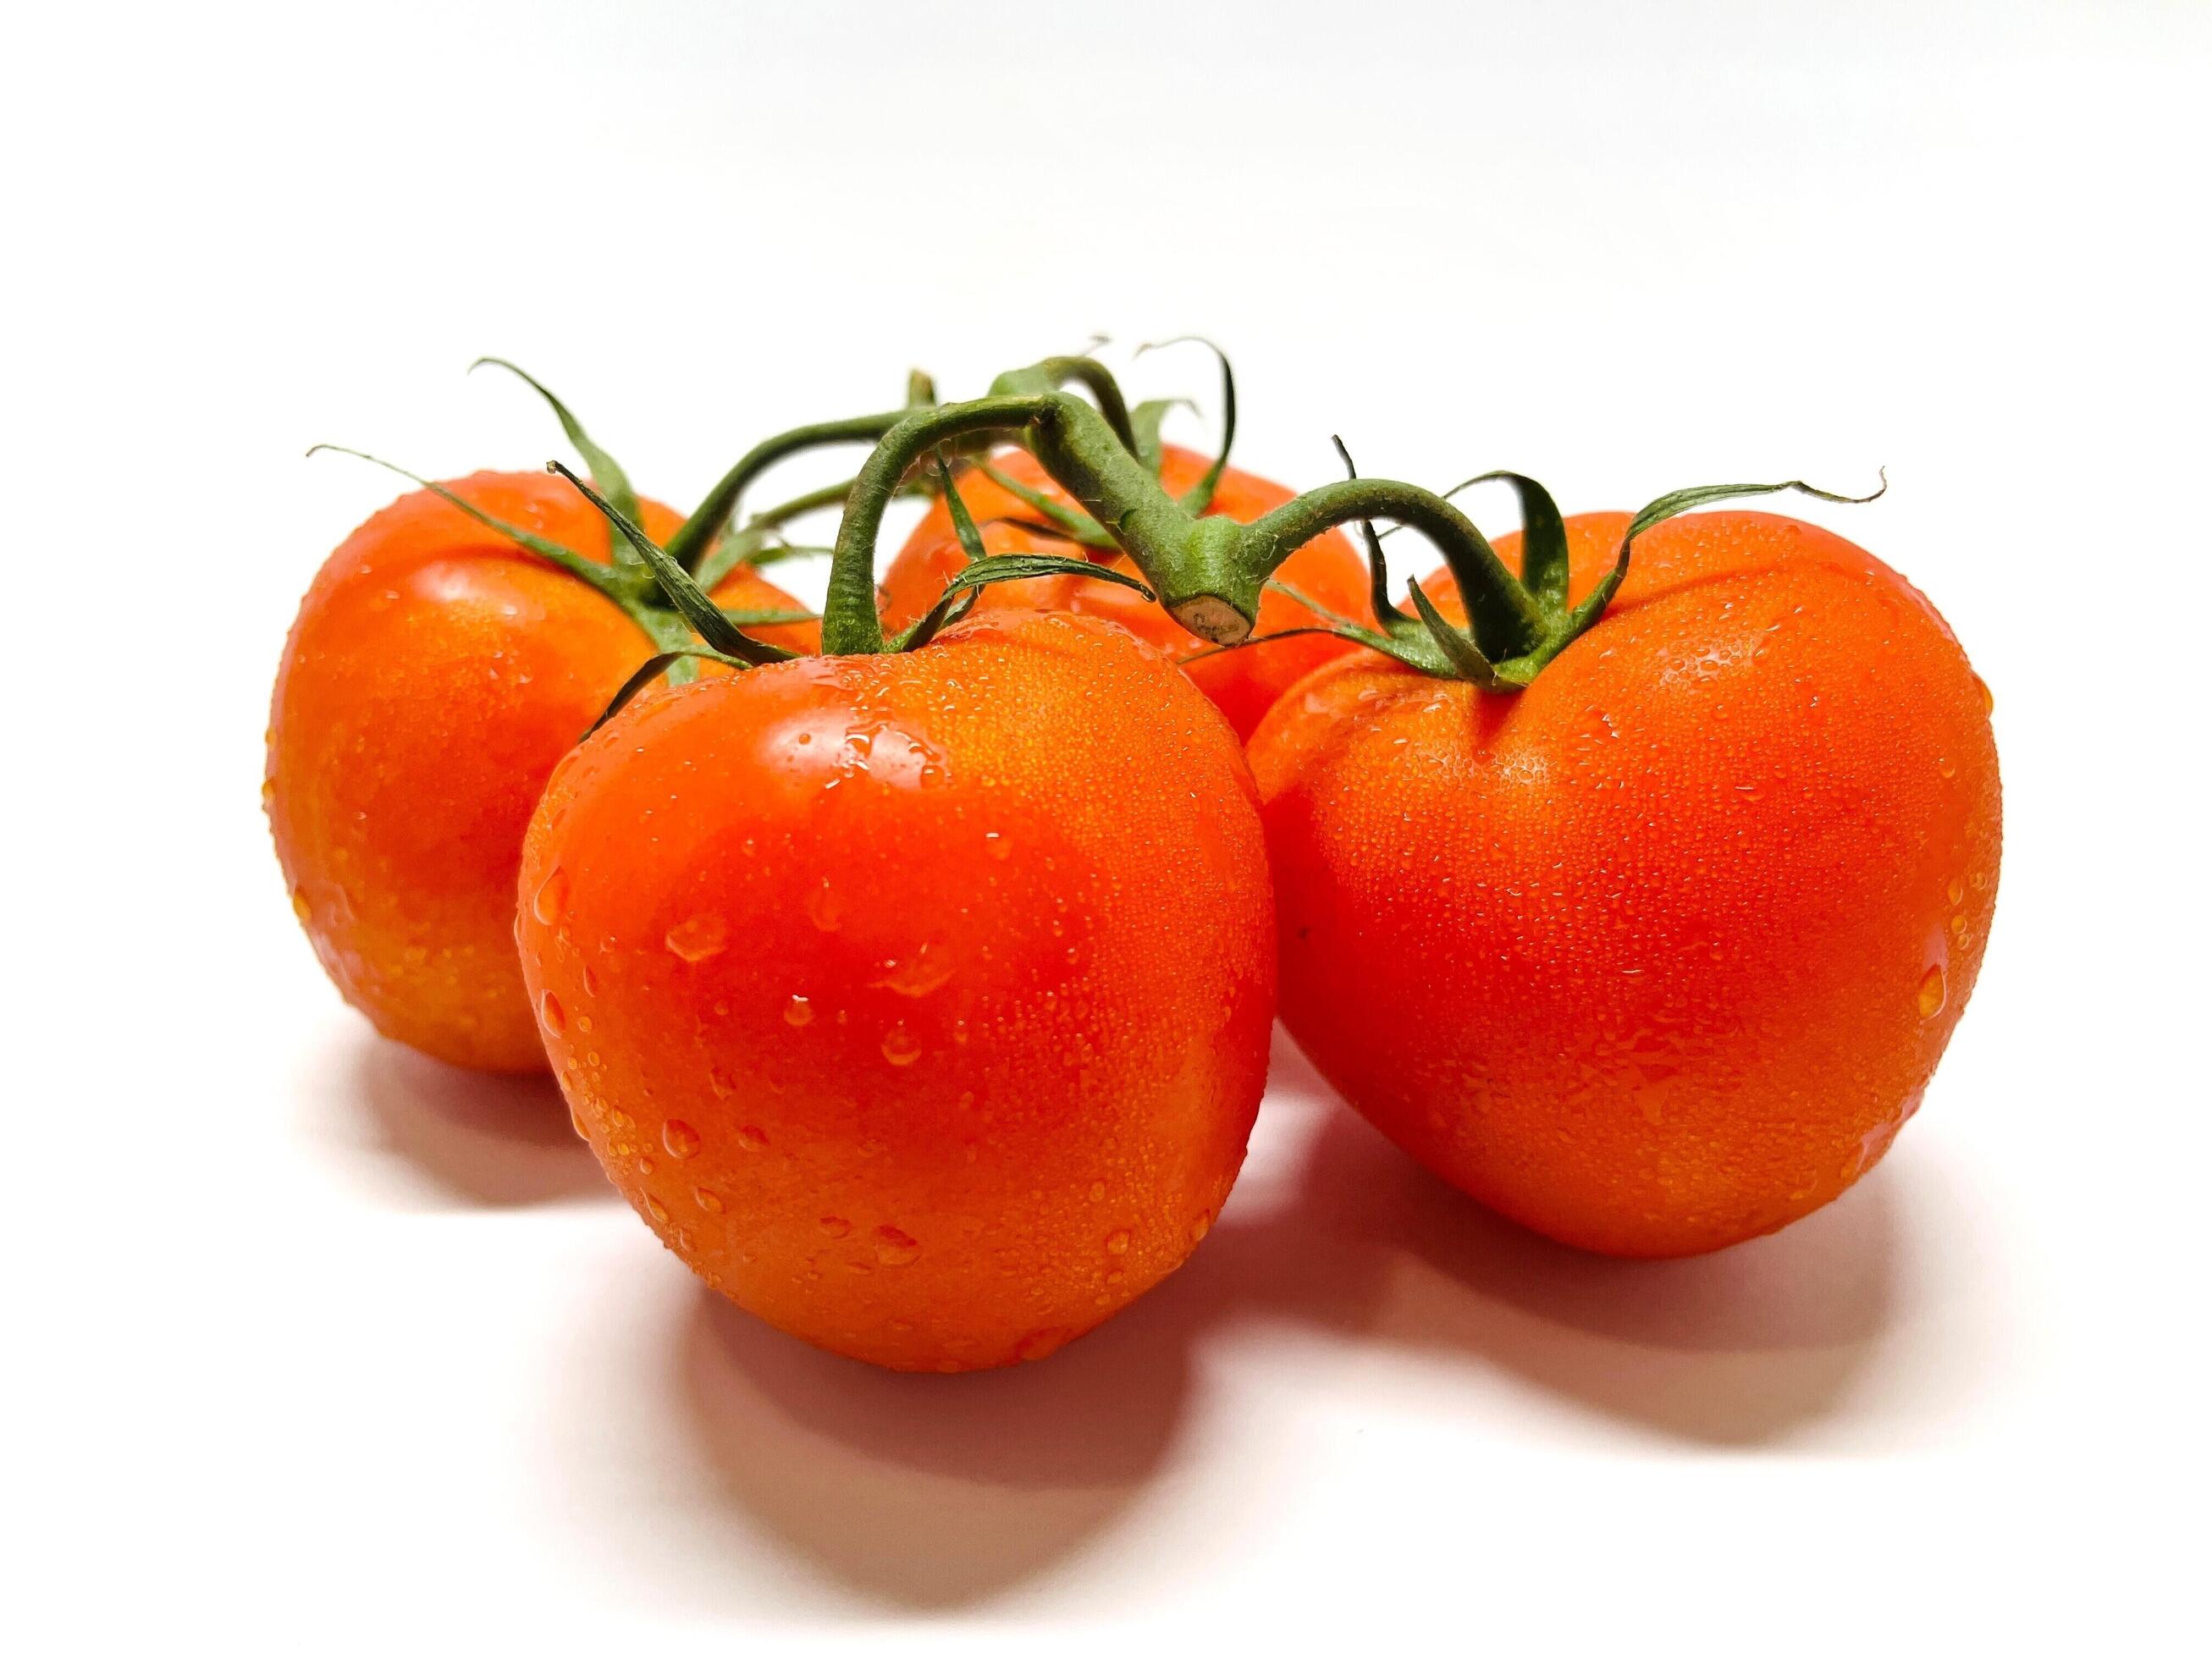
[[538, 991, 567, 1036], [665, 913, 729, 962], [531, 868, 571, 926], [694, 1187, 724, 1213], [1917, 964, 1948, 1018], [1189, 1211, 1213, 1243], [582, 964, 602, 996], [290, 887, 311, 922], [1106, 1229, 1130, 1255], [575, 1013, 593, 1034], [1947, 877, 1966, 906], [1974, 673, 1994, 714], [880, 1022, 922, 1066], [806, 879, 842, 932], [636, 1157, 654, 1176], [819, 1215, 851, 1238], [1950, 913, 1968, 938], [872, 942, 953, 998], [1014, 1327, 1069, 1363], [736, 1125, 768, 1151], [569, 1103, 589, 1140], [1088, 1181, 1106, 1202], [1938, 756, 1956, 779], [784, 994, 814, 1028], [663, 1120, 702, 1160], [985, 832, 1011, 862], [607, 1108, 633, 1130], [644, 1195, 669, 1223], [873, 1226, 920, 1266]]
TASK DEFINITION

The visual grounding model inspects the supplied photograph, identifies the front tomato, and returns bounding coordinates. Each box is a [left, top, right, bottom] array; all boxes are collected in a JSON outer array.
[[516, 609, 1273, 1370]]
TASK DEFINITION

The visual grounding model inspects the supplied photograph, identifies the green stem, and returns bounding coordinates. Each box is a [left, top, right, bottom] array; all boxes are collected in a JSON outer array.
[[666, 410, 913, 575], [988, 356, 1138, 453], [1243, 479, 1547, 660], [825, 397, 1057, 653], [695, 475, 867, 591], [817, 389, 1545, 654]]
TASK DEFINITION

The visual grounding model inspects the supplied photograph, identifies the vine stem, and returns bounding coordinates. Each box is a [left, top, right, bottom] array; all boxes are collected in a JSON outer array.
[[817, 389, 1548, 657]]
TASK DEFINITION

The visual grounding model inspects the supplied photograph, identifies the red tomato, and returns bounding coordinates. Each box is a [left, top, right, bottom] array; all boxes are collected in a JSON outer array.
[[1248, 510, 2000, 1257], [516, 609, 1273, 1370], [879, 444, 1370, 738], [268, 471, 816, 1072]]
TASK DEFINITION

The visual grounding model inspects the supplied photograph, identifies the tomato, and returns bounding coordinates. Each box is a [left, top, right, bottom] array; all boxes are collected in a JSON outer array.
[[1248, 510, 2000, 1257], [879, 444, 1369, 738], [515, 609, 1272, 1369], [268, 471, 816, 1072]]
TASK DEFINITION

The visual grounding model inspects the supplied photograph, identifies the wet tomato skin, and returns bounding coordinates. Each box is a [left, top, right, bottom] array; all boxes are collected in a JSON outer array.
[[1248, 510, 2000, 1258], [879, 444, 1371, 739], [516, 609, 1273, 1370], [268, 471, 815, 1072]]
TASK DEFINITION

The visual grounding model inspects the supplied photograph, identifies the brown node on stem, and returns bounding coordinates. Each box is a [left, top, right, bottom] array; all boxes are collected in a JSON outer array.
[[1169, 594, 1252, 645]]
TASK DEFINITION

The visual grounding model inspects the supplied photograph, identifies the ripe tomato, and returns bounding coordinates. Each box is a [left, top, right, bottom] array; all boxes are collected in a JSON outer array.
[[516, 609, 1272, 1370], [1248, 510, 2000, 1257], [878, 444, 1369, 738], [268, 471, 816, 1072]]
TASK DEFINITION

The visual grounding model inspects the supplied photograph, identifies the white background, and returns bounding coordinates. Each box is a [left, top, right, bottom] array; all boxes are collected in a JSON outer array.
[[6, 2, 2208, 1651]]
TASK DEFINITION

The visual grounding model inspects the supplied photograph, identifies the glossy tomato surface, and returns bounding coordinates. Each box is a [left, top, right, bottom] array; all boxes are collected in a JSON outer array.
[[516, 609, 1273, 1369], [1249, 510, 2000, 1257], [268, 471, 815, 1072], [879, 444, 1368, 739]]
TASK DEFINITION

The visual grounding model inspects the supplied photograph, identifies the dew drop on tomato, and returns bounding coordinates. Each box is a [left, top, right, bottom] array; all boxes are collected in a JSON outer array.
[[1015, 1327, 1070, 1363], [662, 1120, 702, 1160], [880, 1022, 922, 1066], [1917, 964, 1948, 1018], [665, 913, 730, 962], [872, 943, 952, 998], [531, 868, 571, 927]]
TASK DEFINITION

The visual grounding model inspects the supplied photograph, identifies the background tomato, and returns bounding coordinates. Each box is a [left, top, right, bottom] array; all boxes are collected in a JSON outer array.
[[1249, 510, 2000, 1257], [268, 470, 816, 1072], [879, 444, 1370, 738], [516, 609, 1273, 1370]]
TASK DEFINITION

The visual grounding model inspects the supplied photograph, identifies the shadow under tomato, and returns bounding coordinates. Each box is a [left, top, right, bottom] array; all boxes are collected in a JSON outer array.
[[681, 1271, 1204, 1610], [660, 1033, 1924, 1611], [347, 1033, 613, 1208], [1249, 1104, 1902, 1446]]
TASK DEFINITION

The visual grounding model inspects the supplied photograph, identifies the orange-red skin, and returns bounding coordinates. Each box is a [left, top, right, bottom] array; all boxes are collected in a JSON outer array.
[[1248, 510, 2001, 1258], [879, 444, 1370, 739], [516, 609, 1273, 1370], [268, 471, 816, 1072]]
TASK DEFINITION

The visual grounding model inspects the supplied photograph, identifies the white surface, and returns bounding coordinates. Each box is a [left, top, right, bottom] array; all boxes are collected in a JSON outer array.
[[6, 2, 2208, 1651]]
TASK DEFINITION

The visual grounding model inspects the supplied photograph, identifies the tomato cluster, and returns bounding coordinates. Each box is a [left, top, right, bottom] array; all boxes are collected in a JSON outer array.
[[268, 354, 2000, 1370]]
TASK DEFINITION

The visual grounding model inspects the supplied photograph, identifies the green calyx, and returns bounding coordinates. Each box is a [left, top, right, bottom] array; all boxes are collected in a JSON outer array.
[[1260, 460, 1889, 689], [308, 357, 941, 685]]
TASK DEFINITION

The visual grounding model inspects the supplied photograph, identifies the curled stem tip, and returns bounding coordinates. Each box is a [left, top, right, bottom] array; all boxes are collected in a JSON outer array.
[[1137, 335, 1236, 511]]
